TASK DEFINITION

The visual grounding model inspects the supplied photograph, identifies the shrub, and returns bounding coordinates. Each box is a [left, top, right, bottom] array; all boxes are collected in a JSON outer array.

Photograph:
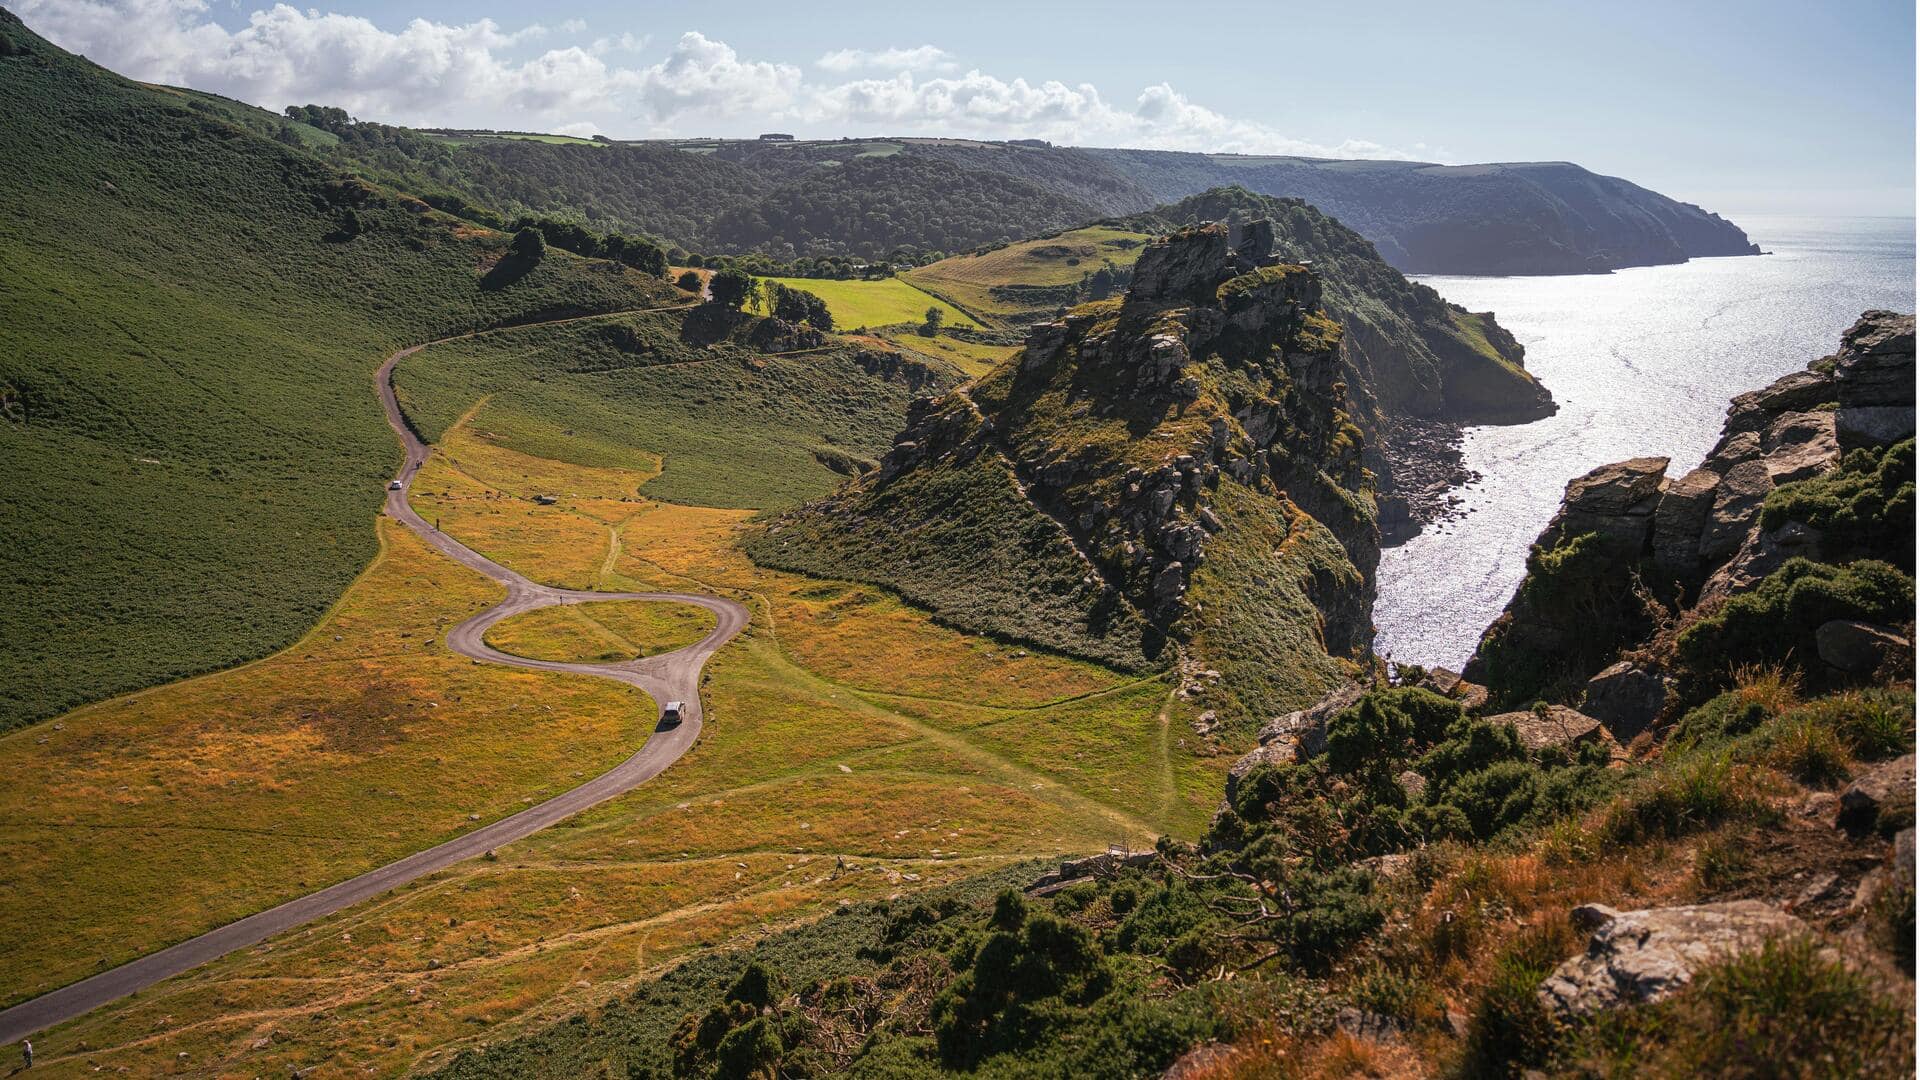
[[1760, 439, 1914, 569], [676, 269, 702, 292], [1578, 936, 1915, 1079], [1322, 688, 1463, 776], [1675, 558, 1915, 696], [509, 225, 545, 262]]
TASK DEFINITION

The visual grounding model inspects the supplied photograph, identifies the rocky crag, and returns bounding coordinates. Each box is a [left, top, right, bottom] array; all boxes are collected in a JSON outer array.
[[1113, 188, 1556, 540], [1468, 309, 1915, 719], [750, 218, 1382, 721]]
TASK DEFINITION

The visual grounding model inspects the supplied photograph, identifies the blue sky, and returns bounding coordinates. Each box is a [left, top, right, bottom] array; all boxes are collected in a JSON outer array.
[[23, 0, 1916, 215]]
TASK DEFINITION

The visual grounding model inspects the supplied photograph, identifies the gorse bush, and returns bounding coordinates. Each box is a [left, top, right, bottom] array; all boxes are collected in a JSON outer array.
[[1761, 439, 1914, 569], [1676, 557, 1915, 696]]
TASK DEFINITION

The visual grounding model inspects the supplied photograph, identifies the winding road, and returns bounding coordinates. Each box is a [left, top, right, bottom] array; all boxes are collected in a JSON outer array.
[[0, 326, 748, 1044]]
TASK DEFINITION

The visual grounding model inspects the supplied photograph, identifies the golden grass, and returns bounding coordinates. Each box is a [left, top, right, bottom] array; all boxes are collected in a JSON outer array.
[[16, 402, 1226, 1076], [0, 519, 653, 1007], [905, 226, 1152, 324], [484, 600, 716, 663]]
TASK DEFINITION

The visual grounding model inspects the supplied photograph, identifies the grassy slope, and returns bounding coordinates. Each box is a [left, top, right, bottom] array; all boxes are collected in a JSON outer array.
[[392, 310, 959, 510], [483, 599, 716, 663], [13, 411, 1228, 1076], [761, 276, 981, 330], [0, 18, 672, 730], [905, 225, 1152, 326]]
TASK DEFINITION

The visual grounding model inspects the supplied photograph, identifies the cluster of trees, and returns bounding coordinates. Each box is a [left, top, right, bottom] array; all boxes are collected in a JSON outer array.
[[699, 269, 834, 331], [293, 123, 1105, 262], [509, 214, 667, 276]]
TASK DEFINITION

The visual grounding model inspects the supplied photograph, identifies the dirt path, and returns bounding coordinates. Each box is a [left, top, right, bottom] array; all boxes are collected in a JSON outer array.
[[0, 316, 745, 1045]]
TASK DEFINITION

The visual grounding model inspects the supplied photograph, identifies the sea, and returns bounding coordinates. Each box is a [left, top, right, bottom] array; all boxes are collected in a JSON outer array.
[[1373, 215, 1917, 669]]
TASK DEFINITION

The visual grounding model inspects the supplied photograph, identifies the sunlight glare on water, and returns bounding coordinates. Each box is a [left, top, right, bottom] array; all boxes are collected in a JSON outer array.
[[1374, 215, 1916, 669]]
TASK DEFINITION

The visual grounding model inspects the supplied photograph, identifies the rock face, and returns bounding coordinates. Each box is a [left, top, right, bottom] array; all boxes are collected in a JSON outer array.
[[1466, 311, 1915, 707], [1814, 620, 1910, 675], [752, 219, 1382, 718], [1537, 901, 1805, 1018], [1489, 705, 1614, 753]]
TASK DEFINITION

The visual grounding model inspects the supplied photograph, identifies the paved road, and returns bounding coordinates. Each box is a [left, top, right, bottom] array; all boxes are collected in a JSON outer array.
[[0, 328, 747, 1044]]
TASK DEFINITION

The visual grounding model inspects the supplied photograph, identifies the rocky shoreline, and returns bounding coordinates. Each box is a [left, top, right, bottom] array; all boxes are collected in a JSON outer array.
[[1378, 417, 1480, 544]]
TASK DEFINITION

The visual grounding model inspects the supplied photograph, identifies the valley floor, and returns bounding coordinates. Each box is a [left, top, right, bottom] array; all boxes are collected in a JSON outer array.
[[0, 316, 1228, 1077]]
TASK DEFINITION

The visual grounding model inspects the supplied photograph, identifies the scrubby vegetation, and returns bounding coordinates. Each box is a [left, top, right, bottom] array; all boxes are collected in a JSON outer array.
[[1759, 439, 1914, 568], [0, 16, 673, 729], [435, 675, 1915, 1079], [1677, 558, 1915, 696]]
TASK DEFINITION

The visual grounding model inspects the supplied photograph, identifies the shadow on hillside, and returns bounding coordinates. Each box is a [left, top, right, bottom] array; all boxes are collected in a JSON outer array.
[[481, 254, 536, 291]]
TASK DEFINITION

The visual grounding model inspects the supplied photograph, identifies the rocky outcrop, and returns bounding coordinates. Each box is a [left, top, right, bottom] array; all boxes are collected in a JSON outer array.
[[1839, 754, 1915, 836], [1490, 705, 1614, 753], [1580, 662, 1668, 742], [1466, 311, 1915, 707], [1537, 901, 1806, 1018], [752, 219, 1381, 716]]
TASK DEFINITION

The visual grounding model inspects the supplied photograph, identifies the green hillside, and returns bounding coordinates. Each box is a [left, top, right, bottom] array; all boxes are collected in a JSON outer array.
[[393, 308, 962, 510], [905, 225, 1153, 326], [0, 12, 676, 730]]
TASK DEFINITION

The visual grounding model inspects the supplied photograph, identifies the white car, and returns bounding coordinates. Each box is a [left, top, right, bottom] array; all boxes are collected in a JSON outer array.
[[388, 480, 403, 491]]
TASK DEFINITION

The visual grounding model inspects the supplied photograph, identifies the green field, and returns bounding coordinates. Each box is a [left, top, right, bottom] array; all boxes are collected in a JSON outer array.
[[0, 22, 673, 731], [762, 276, 982, 330], [436, 131, 609, 148]]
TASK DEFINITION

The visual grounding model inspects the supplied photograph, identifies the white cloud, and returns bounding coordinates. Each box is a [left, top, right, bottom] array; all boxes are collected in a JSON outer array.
[[559, 18, 587, 34], [816, 45, 953, 73], [14, 0, 1418, 157], [637, 32, 803, 124]]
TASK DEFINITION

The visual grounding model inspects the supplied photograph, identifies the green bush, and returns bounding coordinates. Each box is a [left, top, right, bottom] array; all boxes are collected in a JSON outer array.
[[1676, 558, 1915, 696], [1760, 439, 1914, 569]]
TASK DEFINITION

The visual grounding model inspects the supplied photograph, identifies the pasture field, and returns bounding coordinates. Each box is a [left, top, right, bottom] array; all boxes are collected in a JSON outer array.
[[484, 600, 717, 663], [883, 332, 1022, 377], [903, 225, 1152, 324], [16, 395, 1229, 1077], [761, 276, 981, 330]]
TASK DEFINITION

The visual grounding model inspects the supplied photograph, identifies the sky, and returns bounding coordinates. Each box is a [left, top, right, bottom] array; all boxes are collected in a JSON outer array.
[[19, 0, 1917, 217]]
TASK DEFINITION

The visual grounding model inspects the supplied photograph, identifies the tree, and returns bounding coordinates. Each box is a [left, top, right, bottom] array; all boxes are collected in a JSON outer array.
[[676, 270, 703, 293], [510, 227, 545, 263], [919, 306, 945, 337], [707, 268, 754, 310]]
